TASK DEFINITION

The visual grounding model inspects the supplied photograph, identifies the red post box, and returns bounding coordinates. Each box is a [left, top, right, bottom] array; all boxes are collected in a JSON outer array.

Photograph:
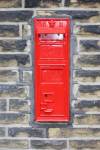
[[33, 17, 70, 122]]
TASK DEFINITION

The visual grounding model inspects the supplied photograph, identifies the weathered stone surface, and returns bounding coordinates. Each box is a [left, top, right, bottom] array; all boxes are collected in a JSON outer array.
[[74, 114, 100, 125], [0, 54, 30, 67], [75, 100, 100, 112], [0, 11, 33, 22], [22, 24, 31, 38], [0, 0, 21, 8], [0, 85, 28, 99], [0, 139, 28, 149], [65, 0, 70, 6], [23, 71, 32, 83], [0, 70, 18, 82], [78, 85, 100, 99], [70, 0, 100, 8], [48, 128, 100, 138], [80, 85, 100, 93], [37, 10, 100, 23], [0, 127, 5, 136], [69, 140, 100, 150], [0, 99, 6, 111], [25, 0, 62, 8], [80, 40, 100, 52], [48, 128, 61, 138], [9, 99, 30, 112], [0, 40, 27, 52], [0, 113, 29, 124], [75, 69, 100, 82], [79, 0, 100, 2], [77, 55, 100, 68], [8, 127, 46, 137], [0, 25, 19, 37], [79, 25, 100, 36], [31, 140, 67, 149], [25, 0, 40, 7]]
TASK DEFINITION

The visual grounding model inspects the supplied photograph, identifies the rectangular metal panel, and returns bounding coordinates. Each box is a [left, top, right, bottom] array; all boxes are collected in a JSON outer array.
[[33, 17, 70, 122]]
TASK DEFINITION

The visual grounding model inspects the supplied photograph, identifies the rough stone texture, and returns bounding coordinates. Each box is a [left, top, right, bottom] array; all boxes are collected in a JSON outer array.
[[0, 0, 21, 8], [0, 11, 33, 22], [23, 71, 32, 83], [22, 24, 32, 38], [77, 25, 100, 36], [75, 100, 100, 112], [74, 114, 100, 125], [0, 70, 18, 82], [79, 84, 100, 93], [0, 113, 29, 124], [78, 85, 100, 99], [0, 99, 6, 111], [31, 140, 67, 149], [0, 25, 19, 37], [0, 127, 5, 136], [48, 128, 100, 138], [0, 85, 28, 99], [70, 0, 100, 8], [78, 0, 100, 2], [0, 40, 27, 52], [69, 140, 100, 150], [75, 69, 100, 82], [25, 0, 62, 8], [77, 55, 100, 68], [8, 127, 46, 137], [37, 10, 100, 23], [9, 99, 30, 112], [0, 139, 28, 149], [80, 40, 100, 52], [0, 54, 30, 67]]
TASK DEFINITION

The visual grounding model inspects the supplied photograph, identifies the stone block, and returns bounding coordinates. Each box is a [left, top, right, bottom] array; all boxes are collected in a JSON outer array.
[[79, 25, 100, 36], [77, 55, 100, 68], [80, 40, 100, 52], [0, 85, 28, 99], [0, 40, 27, 52], [0, 54, 31, 67], [69, 140, 100, 150], [0, 127, 5, 136], [9, 99, 30, 112], [0, 0, 21, 8], [0, 99, 6, 111], [8, 127, 46, 137], [31, 140, 67, 149], [78, 85, 100, 99], [23, 71, 32, 83], [0, 70, 18, 82], [25, 0, 62, 8], [75, 69, 100, 82], [0, 25, 19, 37], [0, 139, 28, 149], [75, 100, 100, 112], [70, 0, 100, 8], [74, 114, 100, 125], [48, 128, 100, 138], [0, 11, 33, 22], [0, 113, 29, 124]]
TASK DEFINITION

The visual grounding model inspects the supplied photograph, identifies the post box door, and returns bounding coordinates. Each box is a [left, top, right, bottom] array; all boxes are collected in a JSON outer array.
[[34, 17, 70, 122]]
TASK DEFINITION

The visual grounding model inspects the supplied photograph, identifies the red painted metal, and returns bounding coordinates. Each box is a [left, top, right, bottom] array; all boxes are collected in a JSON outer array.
[[33, 17, 70, 122]]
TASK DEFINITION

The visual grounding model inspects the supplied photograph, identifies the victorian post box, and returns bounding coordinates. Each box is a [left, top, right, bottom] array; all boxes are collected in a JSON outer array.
[[33, 17, 70, 122]]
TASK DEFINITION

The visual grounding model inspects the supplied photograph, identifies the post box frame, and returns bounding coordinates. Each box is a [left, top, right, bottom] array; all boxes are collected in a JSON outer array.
[[30, 15, 75, 126]]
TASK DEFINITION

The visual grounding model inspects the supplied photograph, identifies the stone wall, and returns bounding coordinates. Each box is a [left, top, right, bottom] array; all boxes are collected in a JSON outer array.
[[0, 0, 99, 149]]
